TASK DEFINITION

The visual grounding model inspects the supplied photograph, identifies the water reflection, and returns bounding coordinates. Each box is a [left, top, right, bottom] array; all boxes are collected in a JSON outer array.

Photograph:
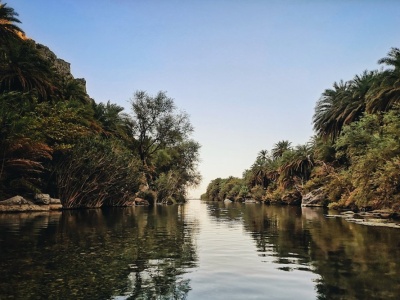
[[0, 205, 198, 299], [205, 202, 400, 300], [1, 202, 400, 299]]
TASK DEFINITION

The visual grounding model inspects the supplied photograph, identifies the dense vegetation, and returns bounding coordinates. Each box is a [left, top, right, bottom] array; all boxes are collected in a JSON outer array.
[[203, 47, 400, 212], [0, 2, 200, 208]]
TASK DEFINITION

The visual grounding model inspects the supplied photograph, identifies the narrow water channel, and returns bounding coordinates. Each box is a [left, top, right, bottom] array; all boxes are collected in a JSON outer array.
[[0, 200, 399, 299]]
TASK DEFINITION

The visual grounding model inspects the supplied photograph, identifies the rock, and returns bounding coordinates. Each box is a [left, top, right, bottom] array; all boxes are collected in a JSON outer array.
[[0, 195, 63, 212], [35, 42, 91, 103], [281, 191, 302, 206], [0, 196, 48, 212], [49, 198, 62, 210], [34, 194, 51, 205], [134, 197, 149, 206], [301, 187, 326, 207], [49, 198, 61, 205], [36, 43, 73, 79], [0, 195, 31, 206], [244, 199, 257, 203]]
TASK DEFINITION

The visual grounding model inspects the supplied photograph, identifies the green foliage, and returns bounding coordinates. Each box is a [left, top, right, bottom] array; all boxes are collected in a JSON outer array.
[[205, 48, 400, 211], [204, 177, 243, 201], [272, 140, 292, 159], [93, 100, 132, 141], [25, 101, 95, 149], [0, 39, 56, 99], [0, 137, 52, 199], [250, 185, 265, 201], [56, 137, 141, 208], [0, 2, 24, 44], [130, 90, 193, 166], [0, 3, 201, 207], [136, 190, 156, 205]]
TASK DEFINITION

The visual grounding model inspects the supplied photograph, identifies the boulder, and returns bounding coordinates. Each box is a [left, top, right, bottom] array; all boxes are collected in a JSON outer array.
[[49, 198, 62, 205], [0, 196, 48, 212], [0, 195, 31, 206], [34, 194, 51, 205], [0, 195, 62, 212], [134, 197, 149, 206], [301, 188, 326, 207], [281, 190, 302, 206]]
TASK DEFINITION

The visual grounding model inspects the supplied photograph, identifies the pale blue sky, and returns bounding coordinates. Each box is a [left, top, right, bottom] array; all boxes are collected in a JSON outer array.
[[9, 0, 400, 197]]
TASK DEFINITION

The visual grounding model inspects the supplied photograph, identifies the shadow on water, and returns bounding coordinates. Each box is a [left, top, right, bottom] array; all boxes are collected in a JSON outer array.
[[0, 205, 198, 299], [205, 201, 400, 300]]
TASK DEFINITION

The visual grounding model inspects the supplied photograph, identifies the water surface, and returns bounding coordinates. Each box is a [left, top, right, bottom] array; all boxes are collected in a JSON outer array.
[[0, 201, 399, 299]]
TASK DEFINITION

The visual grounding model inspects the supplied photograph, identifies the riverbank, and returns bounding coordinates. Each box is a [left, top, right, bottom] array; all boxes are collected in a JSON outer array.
[[326, 210, 400, 229], [0, 195, 62, 212]]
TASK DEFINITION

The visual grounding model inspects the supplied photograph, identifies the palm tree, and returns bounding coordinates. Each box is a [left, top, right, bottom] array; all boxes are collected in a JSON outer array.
[[93, 100, 133, 141], [272, 140, 292, 159], [308, 135, 336, 163], [378, 47, 400, 69], [346, 70, 377, 119], [264, 156, 280, 183], [0, 2, 25, 44], [57, 78, 89, 103], [278, 144, 314, 188], [257, 149, 269, 161], [313, 80, 352, 140], [367, 48, 400, 113], [249, 157, 267, 188], [314, 70, 380, 141], [0, 40, 55, 99]]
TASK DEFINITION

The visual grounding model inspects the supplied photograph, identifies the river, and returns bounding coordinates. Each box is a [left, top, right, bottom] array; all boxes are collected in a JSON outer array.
[[0, 200, 399, 299]]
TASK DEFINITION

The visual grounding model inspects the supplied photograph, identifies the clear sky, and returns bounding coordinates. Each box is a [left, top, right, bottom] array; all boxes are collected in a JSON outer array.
[[9, 0, 400, 198]]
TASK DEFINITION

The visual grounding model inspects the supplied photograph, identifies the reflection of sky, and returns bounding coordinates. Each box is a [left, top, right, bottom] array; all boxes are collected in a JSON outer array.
[[183, 201, 319, 300], [2, 201, 400, 299]]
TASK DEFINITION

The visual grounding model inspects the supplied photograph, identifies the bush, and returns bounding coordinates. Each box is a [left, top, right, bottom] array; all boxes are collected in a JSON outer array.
[[137, 190, 156, 205], [55, 137, 141, 208]]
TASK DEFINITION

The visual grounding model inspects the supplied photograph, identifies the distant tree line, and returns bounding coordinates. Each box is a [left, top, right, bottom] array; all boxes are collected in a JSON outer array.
[[0, 2, 200, 208], [203, 46, 400, 212]]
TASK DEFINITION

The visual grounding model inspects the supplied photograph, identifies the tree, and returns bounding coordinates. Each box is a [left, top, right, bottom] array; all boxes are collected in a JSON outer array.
[[313, 80, 352, 140], [367, 47, 400, 113], [0, 91, 53, 198], [0, 2, 25, 44], [272, 140, 292, 159], [0, 40, 55, 99], [55, 137, 141, 208], [249, 157, 267, 188], [257, 149, 269, 161], [130, 91, 193, 167], [153, 140, 201, 202], [278, 144, 314, 188], [93, 100, 133, 141]]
